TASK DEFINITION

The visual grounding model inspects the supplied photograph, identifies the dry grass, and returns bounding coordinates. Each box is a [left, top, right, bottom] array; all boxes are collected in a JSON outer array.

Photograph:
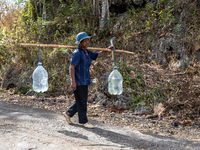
[[0, 2, 21, 33]]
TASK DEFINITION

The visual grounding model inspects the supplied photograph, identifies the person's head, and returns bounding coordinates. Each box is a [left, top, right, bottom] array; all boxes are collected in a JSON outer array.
[[75, 32, 91, 49], [80, 38, 90, 49]]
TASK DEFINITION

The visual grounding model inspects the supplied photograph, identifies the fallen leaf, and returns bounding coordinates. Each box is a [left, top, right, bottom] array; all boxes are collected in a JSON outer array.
[[187, 66, 196, 74], [130, 70, 136, 79], [181, 120, 193, 126], [88, 113, 98, 117], [145, 114, 158, 119], [195, 43, 200, 51], [89, 105, 101, 110], [154, 103, 165, 116], [110, 106, 125, 113]]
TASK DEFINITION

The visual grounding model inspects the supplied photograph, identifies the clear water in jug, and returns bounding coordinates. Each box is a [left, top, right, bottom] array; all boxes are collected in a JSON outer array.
[[32, 62, 48, 92], [108, 66, 123, 95]]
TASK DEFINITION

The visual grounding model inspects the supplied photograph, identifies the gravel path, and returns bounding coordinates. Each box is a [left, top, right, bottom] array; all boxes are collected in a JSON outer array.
[[1, 91, 200, 142], [1, 101, 200, 150]]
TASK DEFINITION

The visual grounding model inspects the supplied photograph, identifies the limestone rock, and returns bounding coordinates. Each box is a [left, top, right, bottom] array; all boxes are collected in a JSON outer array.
[[2, 68, 20, 89], [150, 34, 190, 69]]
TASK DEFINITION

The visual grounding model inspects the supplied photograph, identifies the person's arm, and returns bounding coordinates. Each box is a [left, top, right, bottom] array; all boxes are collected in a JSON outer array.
[[69, 64, 77, 91], [98, 51, 107, 58], [98, 46, 113, 58]]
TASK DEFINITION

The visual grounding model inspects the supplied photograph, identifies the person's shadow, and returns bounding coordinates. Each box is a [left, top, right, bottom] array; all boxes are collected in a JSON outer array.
[[81, 126, 155, 149], [58, 122, 200, 149], [58, 123, 159, 149]]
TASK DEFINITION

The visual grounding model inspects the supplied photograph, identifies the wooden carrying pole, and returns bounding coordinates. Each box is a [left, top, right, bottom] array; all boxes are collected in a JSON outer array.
[[19, 43, 134, 55]]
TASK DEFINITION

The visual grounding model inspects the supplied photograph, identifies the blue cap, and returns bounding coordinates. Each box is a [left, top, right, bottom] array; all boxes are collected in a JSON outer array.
[[114, 66, 118, 69], [38, 62, 42, 66], [75, 32, 91, 44]]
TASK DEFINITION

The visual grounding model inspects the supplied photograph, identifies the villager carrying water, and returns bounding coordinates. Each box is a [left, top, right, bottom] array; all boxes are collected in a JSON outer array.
[[63, 32, 113, 128]]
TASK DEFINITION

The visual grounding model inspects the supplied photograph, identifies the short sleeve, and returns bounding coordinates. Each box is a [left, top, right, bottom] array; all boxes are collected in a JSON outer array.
[[70, 50, 80, 65], [88, 50, 98, 60]]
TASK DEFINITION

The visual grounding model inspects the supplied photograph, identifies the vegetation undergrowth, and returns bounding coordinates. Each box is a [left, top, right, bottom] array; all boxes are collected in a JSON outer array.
[[0, 0, 200, 113]]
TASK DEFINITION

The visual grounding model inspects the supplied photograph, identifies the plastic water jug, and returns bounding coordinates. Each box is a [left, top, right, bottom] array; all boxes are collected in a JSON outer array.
[[32, 62, 48, 92], [108, 66, 123, 95]]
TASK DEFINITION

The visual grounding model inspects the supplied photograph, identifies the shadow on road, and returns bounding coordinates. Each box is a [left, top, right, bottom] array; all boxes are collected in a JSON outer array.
[[58, 130, 88, 140], [65, 123, 200, 150], [85, 127, 157, 149]]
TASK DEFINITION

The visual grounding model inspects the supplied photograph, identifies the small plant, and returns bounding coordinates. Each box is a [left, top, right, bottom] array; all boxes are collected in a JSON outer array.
[[130, 84, 167, 110], [18, 83, 31, 95], [0, 88, 6, 92], [175, 24, 181, 30]]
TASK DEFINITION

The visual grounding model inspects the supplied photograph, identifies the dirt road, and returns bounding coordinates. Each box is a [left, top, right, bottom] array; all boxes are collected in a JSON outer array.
[[0, 101, 200, 150]]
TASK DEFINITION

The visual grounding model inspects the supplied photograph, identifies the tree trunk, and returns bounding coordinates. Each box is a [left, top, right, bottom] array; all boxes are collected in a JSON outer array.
[[90, 0, 100, 28], [43, 0, 46, 22], [33, 0, 38, 19], [100, 0, 109, 31]]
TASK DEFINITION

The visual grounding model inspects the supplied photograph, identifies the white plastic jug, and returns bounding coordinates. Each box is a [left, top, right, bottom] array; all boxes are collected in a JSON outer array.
[[32, 62, 48, 92], [108, 66, 123, 95]]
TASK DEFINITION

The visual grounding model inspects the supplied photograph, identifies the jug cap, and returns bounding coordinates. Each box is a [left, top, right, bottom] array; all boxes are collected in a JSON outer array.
[[114, 66, 118, 69], [38, 62, 42, 66]]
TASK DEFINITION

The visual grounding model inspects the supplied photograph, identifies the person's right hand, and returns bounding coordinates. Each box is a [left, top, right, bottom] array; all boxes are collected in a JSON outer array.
[[107, 45, 114, 50], [71, 81, 76, 91]]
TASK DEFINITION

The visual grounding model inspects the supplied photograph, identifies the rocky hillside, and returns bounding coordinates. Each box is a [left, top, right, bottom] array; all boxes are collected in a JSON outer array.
[[0, 0, 200, 122]]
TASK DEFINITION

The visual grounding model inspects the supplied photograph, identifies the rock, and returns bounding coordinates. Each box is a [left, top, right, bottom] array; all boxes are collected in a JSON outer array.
[[169, 54, 189, 70], [2, 68, 20, 89], [145, 0, 158, 9], [101, 71, 111, 93], [134, 103, 151, 114], [92, 77, 98, 84], [25, 90, 35, 96], [133, 0, 145, 6], [194, 122, 200, 126], [33, 104, 39, 108], [114, 100, 122, 108], [97, 99, 108, 106], [111, 12, 129, 36], [90, 91, 106, 103], [150, 34, 190, 69], [172, 121, 181, 127], [116, 95, 130, 109], [195, 51, 200, 61], [95, 92, 105, 103], [165, 129, 174, 134], [14, 71, 33, 94], [12, 100, 19, 103]]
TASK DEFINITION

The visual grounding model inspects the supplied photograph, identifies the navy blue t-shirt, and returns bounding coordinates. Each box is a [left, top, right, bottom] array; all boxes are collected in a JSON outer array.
[[70, 46, 98, 86]]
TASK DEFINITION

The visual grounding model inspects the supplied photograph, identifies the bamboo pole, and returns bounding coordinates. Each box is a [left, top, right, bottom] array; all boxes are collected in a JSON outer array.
[[19, 43, 135, 55]]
